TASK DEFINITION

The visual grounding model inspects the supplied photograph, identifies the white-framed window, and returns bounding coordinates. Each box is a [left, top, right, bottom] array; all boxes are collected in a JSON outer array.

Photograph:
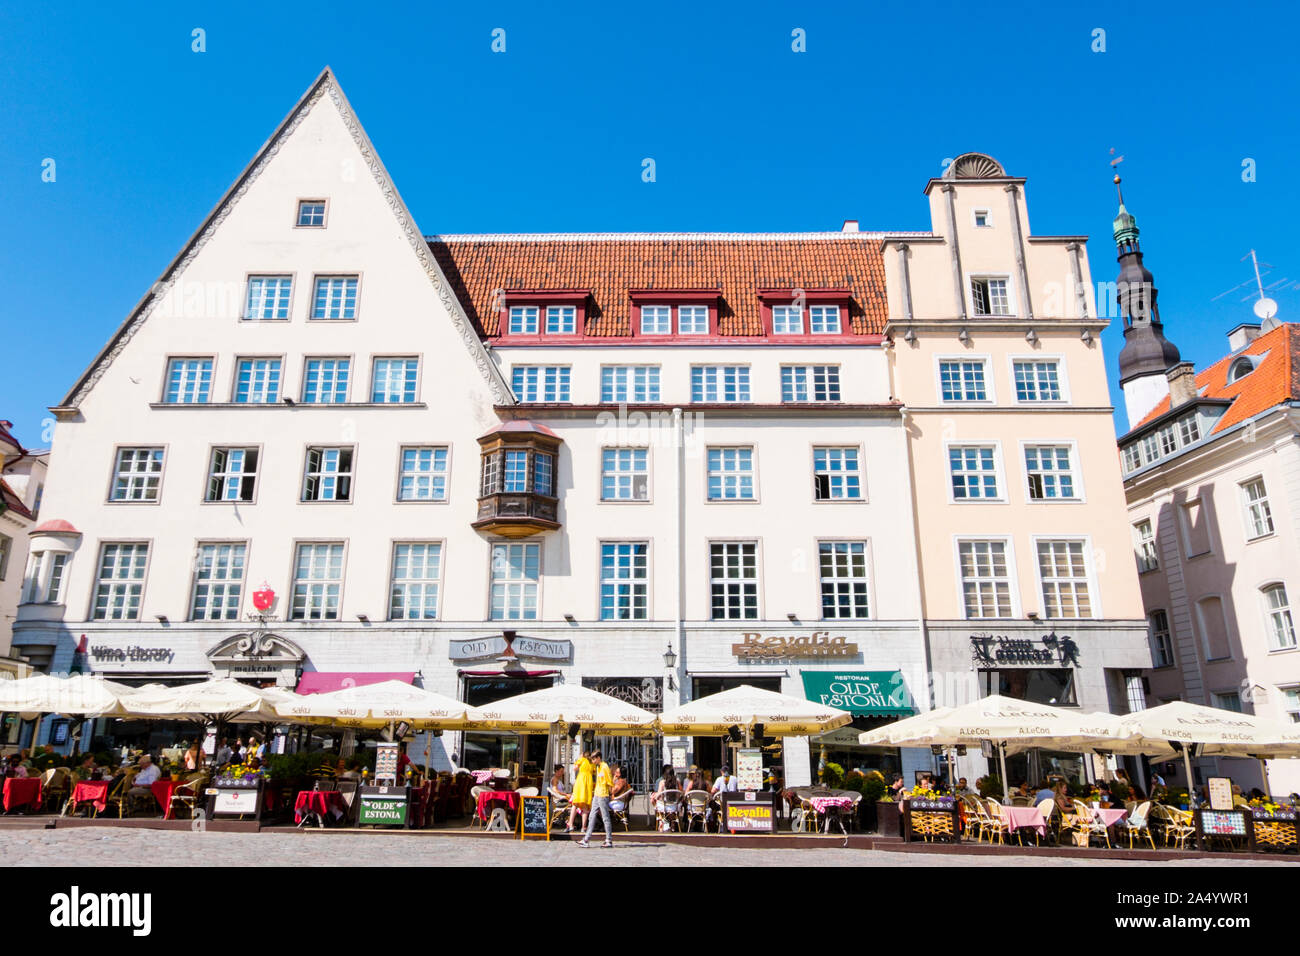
[[772, 305, 804, 334], [390, 543, 442, 620], [781, 365, 841, 402], [291, 542, 344, 621], [1148, 609, 1174, 668], [1179, 414, 1201, 445], [302, 358, 349, 403], [1211, 692, 1243, 713], [512, 366, 571, 402], [812, 447, 862, 500], [508, 305, 539, 334], [110, 447, 164, 502], [601, 448, 649, 501], [640, 304, 672, 335], [678, 305, 709, 334], [709, 542, 758, 620], [1037, 539, 1093, 619], [234, 358, 281, 404], [819, 541, 869, 619], [1012, 360, 1063, 402], [206, 447, 258, 502], [22, 550, 68, 604], [691, 366, 750, 403], [490, 542, 539, 620], [706, 447, 756, 501], [972, 208, 991, 228], [1133, 519, 1158, 572], [297, 200, 326, 227], [957, 540, 1013, 619], [1280, 686, 1300, 723], [600, 542, 648, 620], [938, 359, 988, 402], [398, 447, 449, 501], [971, 276, 1011, 316], [244, 276, 292, 320], [91, 542, 148, 621], [601, 365, 661, 403], [302, 447, 353, 502], [809, 305, 841, 334], [1263, 583, 1297, 651], [1024, 445, 1078, 501], [164, 358, 213, 404], [311, 276, 358, 319], [372, 357, 419, 403], [190, 543, 246, 621], [949, 445, 1000, 500], [1122, 443, 1143, 474], [545, 305, 576, 334], [1141, 432, 1161, 464], [1241, 477, 1274, 540]]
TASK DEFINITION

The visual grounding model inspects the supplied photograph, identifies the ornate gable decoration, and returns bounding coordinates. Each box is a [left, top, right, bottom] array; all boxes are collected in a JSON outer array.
[[63, 69, 510, 409], [944, 152, 1008, 180]]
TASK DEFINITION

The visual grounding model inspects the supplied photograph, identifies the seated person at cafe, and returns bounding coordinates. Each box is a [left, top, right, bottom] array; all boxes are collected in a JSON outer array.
[[1052, 780, 1073, 811], [651, 765, 679, 804], [183, 741, 203, 772], [75, 755, 99, 780], [1115, 768, 1145, 799], [710, 765, 739, 796], [548, 764, 570, 800], [215, 738, 233, 765], [681, 766, 707, 794], [1034, 781, 1056, 805], [127, 754, 161, 797], [956, 777, 976, 795], [4, 754, 27, 778], [609, 765, 633, 813]]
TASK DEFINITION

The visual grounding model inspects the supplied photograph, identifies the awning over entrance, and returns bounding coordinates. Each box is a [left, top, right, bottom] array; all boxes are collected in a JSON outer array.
[[296, 672, 414, 695], [800, 671, 914, 717]]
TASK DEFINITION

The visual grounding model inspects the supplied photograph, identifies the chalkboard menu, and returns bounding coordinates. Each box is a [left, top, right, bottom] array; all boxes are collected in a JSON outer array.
[[518, 795, 551, 840]]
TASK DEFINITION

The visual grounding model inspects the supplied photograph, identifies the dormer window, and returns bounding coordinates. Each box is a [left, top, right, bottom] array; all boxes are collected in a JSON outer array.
[[509, 306, 539, 334], [629, 291, 720, 337], [758, 289, 850, 337], [1228, 356, 1258, 383], [499, 292, 588, 339], [546, 305, 576, 334]]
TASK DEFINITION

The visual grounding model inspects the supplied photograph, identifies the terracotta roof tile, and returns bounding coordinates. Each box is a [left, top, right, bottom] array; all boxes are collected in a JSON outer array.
[[0, 477, 33, 521], [427, 235, 891, 338], [1132, 323, 1298, 434]]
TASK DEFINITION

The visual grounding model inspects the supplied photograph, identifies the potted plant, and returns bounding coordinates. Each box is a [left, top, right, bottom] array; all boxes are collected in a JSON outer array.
[[858, 772, 886, 832], [820, 761, 845, 789]]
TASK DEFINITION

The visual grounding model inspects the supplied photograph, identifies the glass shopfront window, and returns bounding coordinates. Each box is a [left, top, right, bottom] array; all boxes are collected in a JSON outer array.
[[461, 675, 554, 771], [689, 676, 782, 780], [978, 668, 1077, 706]]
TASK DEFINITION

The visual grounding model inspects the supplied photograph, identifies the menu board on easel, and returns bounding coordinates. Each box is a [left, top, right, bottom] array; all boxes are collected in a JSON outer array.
[[1207, 776, 1234, 811], [519, 795, 551, 840], [375, 742, 400, 784], [736, 748, 764, 791]]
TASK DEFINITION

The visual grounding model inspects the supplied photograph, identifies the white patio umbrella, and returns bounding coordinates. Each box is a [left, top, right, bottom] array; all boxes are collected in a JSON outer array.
[[859, 696, 1129, 799], [469, 684, 657, 734], [1115, 701, 1300, 799], [120, 679, 296, 765], [275, 679, 485, 730], [657, 685, 852, 737], [0, 673, 140, 754]]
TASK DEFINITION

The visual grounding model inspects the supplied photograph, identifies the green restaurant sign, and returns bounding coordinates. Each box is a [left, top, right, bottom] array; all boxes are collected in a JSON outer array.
[[801, 671, 914, 717], [359, 792, 409, 826]]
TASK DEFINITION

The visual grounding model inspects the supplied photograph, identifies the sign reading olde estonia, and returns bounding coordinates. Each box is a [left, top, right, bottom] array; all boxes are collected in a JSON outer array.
[[732, 632, 858, 661], [970, 633, 1080, 667], [449, 635, 573, 663]]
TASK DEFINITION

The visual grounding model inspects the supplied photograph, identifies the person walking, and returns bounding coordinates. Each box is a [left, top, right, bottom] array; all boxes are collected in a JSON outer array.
[[567, 750, 593, 832], [577, 750, 614, 848]]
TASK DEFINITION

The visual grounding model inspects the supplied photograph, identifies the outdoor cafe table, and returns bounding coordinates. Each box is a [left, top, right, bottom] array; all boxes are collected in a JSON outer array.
[[807, 795, 854, 833], [68, 780, 110, 815], [476, 789, 519, 822], [1003, 805, 1048, 839], [294, 790, 348, 827], [1090, 807, 1128, 829], [151, 779, 188, 820], [2, 777, 42, 813], [469, 770, 496, 785]]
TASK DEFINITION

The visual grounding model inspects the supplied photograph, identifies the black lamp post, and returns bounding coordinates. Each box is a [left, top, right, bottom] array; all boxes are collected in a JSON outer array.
[[662, 644, 677, 692]]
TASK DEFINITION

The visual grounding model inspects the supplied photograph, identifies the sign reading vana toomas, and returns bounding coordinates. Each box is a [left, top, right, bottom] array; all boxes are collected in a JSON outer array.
[[800, 671, 914, 717]]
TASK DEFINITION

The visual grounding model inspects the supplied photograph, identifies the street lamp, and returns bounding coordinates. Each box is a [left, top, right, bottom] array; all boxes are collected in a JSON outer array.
[[663, 644, 677, 692]]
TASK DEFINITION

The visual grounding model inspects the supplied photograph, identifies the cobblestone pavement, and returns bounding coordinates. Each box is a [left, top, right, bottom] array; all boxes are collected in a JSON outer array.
[[0, 827, 1292, 866]]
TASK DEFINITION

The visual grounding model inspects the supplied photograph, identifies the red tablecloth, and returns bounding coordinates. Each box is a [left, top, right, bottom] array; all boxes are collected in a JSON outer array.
[[476, 789, 519, 821], [3, 777, 42, 812], [151, 779, 189, 820], [69, 780, 110, 814], [1003, 805, 1048, 836], [294, 790, 349, 825]]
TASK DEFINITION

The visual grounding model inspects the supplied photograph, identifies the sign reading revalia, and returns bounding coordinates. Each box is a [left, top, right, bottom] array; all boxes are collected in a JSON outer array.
[[731, 632, 858, 660]]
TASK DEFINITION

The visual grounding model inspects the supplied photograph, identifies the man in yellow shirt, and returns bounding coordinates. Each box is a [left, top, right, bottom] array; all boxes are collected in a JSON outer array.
[[577, 750, 615, 848]]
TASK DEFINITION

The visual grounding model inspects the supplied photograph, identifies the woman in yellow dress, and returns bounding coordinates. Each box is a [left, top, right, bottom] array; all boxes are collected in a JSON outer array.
[[567, 751, 593, 832]]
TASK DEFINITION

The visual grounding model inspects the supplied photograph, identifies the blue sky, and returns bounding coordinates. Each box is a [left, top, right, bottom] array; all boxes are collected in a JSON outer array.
[[2, 1, 1298, 445]]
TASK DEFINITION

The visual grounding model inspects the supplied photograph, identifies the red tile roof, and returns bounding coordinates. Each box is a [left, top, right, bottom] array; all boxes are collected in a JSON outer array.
[[0, 477, 33, 521], [427, 234, 894, 338], [1133, 323, 1298, 434]]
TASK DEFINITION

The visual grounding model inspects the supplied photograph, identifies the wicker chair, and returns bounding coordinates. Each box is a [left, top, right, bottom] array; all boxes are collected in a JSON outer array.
[[683, 790, 709, 832], [981, 797, 1010, 845], [1119, 800, 1156, 850], [1150, 803, 1194, 849], [1070, 799, 1112, 848], [654, 788, 684, 832]]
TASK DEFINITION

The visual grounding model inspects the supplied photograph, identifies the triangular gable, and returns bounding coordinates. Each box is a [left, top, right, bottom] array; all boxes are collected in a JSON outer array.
[[55, 67, 512, 412]]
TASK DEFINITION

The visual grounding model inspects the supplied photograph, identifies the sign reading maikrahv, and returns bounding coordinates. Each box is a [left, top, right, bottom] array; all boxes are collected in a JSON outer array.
[[970, 632, 1080, 667], [732, 632, 858, 661]]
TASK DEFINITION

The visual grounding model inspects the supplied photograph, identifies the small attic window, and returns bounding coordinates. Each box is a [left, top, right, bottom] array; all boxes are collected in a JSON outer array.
[[297, 200, 327, 227], [1228, 356, 1257, 383], [973, 209, 991, 228]]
